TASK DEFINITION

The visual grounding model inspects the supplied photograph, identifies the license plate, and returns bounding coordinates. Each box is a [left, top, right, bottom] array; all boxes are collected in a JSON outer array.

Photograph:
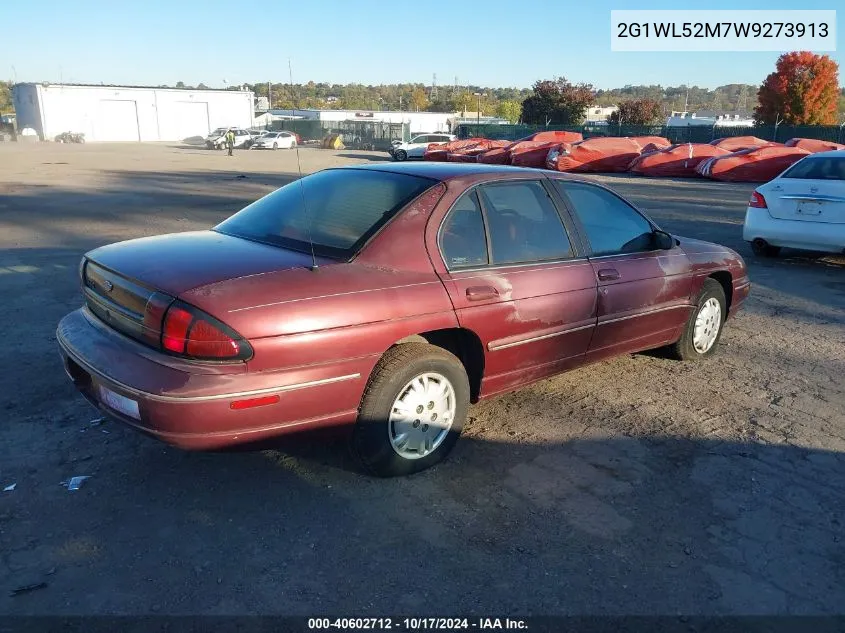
[[797, 201, 822, 215], [97, 385, 140, 420]]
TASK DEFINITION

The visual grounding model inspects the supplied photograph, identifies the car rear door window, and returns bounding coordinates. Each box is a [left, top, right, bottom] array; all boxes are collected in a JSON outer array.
[[553, 181, 654, 256], [477, 181, 572, 265], [440, 191, 488, 269]]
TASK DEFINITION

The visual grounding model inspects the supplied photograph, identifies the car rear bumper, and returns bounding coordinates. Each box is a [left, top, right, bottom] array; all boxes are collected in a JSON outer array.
[[57, 308, 364, 449], [743, 207, 845, 254]]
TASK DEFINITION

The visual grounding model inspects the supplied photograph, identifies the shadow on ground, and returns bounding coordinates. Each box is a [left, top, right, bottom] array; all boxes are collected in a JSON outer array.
[[1, 428, 843, 615]]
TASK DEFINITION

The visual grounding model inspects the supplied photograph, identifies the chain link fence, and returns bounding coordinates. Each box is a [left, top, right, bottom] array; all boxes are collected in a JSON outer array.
[[456, 123, 845, 144], [268, 119, 409, 150]]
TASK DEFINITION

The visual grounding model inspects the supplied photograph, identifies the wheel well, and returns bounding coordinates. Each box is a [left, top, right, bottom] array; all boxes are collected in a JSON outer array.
[[709, 271, 733, 314], [392, 328, 485, 402]]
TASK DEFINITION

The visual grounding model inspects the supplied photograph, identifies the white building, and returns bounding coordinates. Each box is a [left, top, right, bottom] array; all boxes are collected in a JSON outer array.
[[12, 83, 254, 142], [267, 108, 455, 134], [666, 111, 755, 127], [584, 105, 618, 124]]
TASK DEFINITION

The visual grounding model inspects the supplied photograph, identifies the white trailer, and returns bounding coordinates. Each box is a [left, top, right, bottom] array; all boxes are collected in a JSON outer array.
[[12, 83, 254, 142]]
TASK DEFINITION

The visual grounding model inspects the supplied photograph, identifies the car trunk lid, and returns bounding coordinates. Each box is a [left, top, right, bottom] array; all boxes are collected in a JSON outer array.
[[86, 230, 329, 296], [83, 230, 332, 346], [763, 179, 845, 224]]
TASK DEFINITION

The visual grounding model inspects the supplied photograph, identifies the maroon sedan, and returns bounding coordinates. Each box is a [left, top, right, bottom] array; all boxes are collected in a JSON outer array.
[[58, 163, 750, 476]]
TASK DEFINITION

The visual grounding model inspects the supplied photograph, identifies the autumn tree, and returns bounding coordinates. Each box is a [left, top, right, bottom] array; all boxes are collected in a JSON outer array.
[[410, 87, 429, 112], [754, 51, 840, 125], [496, 100, 522, 123], [0, 81, 12, 113], [521, 77, 595, 125], [608, 98, 663, 125]]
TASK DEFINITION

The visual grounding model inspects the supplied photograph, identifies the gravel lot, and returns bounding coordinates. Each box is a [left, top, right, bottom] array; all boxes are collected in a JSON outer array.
[[0, 142, 843, 616]]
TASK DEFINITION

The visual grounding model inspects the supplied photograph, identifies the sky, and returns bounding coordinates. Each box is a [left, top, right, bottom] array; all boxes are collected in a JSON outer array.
[[4, 0, 843, 90]]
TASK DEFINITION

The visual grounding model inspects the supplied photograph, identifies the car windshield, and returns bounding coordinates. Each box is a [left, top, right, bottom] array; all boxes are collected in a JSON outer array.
[[210, 128, 227, 135], [215, 169, 436, 259], [781, 156, 845, 180]]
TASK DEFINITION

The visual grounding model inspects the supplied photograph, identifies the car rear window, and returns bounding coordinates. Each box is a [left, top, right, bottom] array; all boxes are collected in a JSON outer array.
[[781, 156, 845, 180], [215, 169, 436, 259]]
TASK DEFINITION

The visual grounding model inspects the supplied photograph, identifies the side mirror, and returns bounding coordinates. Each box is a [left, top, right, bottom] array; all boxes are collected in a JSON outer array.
[[653, 229, 675, 250]]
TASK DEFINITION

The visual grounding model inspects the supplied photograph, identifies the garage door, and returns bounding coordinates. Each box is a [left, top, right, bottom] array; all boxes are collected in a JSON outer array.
[[158, 101, 210, 141], [95, 100, 140, 141]]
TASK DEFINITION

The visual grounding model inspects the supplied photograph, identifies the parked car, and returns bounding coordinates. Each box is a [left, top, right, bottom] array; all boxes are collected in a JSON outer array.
[[390, 133, 456, 161], [55, 131, 85, 143], [250, 130, 298, 150], [743, 151, 845, 256], [205, 128, 251, 150], [57, 163, 750, 476]]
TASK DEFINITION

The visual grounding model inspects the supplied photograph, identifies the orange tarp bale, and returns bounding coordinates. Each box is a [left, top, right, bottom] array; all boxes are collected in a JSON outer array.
[[476, 147, 511, 164], [629, 136, 671, 148], [628, 143, 732, 177], [509, 141, 562, 168], [695, 146, 810, 182], [446, 152, 478, 163], [784, 138, 845, 153], [524, 130, 583, 143], [546, 137, 645, 173], [423, 143, 449, 161], [710, 136, 774, 152]]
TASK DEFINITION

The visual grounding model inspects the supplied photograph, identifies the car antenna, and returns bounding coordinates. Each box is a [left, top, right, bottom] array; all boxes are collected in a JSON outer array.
[[289, 58, 318, 272]]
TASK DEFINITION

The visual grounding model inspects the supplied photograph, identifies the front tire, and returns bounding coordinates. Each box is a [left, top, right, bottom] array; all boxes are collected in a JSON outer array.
[[668, 278, 727, 361], [272, 142, 278, 150], [394, 149, 408, 162], [352, 343, 470, 477]]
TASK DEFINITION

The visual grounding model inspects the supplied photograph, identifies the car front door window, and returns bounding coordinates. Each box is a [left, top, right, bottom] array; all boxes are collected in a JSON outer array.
[[553, 181, 654, 255], [478, 181, 573, 265]]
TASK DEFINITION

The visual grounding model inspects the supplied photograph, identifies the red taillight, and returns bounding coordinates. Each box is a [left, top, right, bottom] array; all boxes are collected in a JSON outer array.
[[749, 191, 767, 208], [161, 302, 251, 361], [162, 306, 193, 353], [185, 319, 240, 358]]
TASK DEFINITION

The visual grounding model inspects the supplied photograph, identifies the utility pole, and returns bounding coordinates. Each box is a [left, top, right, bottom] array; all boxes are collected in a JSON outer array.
[[474, 92, 487, 136], [431, 73, 438, 100], [774, 113, 782, 142], [267, 81, 272, 110]]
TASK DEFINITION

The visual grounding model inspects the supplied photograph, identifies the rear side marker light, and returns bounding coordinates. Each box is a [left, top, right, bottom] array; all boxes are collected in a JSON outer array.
[[749, 191, 767, 209], [230, 395, 280, 410]]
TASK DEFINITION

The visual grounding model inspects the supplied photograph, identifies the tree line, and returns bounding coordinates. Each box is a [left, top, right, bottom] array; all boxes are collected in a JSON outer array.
[[2, 52, 842, 127]]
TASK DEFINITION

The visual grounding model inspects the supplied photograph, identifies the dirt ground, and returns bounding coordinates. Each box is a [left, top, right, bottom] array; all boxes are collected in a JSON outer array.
[[0, 142, 843, 616]]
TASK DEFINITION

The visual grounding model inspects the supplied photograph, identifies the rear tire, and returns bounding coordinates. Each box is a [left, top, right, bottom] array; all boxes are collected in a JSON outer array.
[[394, 149, 407, 162], [352, 343, 470, 477], [750, 239, 781, 257], [668, 278, 727, 361]]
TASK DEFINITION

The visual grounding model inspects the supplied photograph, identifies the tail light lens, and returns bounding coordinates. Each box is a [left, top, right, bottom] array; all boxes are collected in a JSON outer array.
[[749, 191, 767, 208], [161, 301, 252, 361]]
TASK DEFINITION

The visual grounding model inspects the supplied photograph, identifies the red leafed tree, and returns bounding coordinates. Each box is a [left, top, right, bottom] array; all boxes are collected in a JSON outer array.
[[608, 98, 663, 125], [754, 51, 840, 125]]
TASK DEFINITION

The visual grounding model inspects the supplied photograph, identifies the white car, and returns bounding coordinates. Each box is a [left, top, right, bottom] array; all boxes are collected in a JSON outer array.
[[205, 128, 252, 150], [250, 131, 298, 150], [743, 151, 845, 256], [390, 133, 456, 161]]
